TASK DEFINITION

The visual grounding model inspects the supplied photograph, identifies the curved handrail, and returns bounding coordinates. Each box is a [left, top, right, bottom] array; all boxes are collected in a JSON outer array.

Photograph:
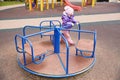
[[39, 20, 62, 40], [60, 28, 97, 58], [15, 34, 45, 65], [15, 34, 26, 53], [23, 25, 42, 37], [15, 34, 34, 65], [40, 20, 61, 28], [39, 20, 61, 33], [92, 31, 97, 58], [70, 29, 96, 58]]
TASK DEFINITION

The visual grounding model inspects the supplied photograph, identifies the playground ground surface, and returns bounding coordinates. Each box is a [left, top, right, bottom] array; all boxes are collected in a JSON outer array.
[[0, 2, 120, 80], [0, 2, 120, 20]]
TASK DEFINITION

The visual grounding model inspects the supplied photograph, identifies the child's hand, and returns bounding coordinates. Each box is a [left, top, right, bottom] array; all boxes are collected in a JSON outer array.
[[76, 21, 80, 25], [76, 22, 79, 25], [72, 23, 74, 26]]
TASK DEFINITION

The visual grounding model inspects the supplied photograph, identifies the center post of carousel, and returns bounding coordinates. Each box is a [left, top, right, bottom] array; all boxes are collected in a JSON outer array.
[[14, 20, 97, 78]]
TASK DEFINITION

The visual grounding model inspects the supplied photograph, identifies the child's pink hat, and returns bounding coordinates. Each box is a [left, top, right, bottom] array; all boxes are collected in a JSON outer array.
[[64, 6, 74, 15]]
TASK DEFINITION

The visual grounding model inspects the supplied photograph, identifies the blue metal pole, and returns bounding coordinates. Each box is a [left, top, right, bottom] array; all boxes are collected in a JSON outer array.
[[50, 20, 52, 28], [22, 38, 27, 66], [78, 23, 81, 40], [92, 31, 97, 58], [66, 47, 69, 74], [54, 27, 60, 54]]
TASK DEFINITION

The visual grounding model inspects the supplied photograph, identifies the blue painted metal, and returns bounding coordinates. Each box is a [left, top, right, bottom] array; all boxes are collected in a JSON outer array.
[[53, 31, 70, 74], [39, 20, 61, 34], [39, 20, 61, 28], [57, 54, 66, 72], [14, 20, 97, 78], [22, 25, 53, 43], [15, 34, 35, 65], [34, 53, 46, 64], [59, 31, 70, 74], [66, 45, 69, 74], [75, 30, 97, 58], [22, 37, 26, 65], [93, 31, 97, 57], [54, 27, 60, 53], [17, 54, 96, 78], [24, 29, 54, 38], [78, 23, 81, 40], [61, 28, 96, 34], [50, 20, 52, 28], [77, 50, 94, 58], [15, 30, 51, 65], [23, 25, 54, 37], [39, 20, 61, 41], [15, 34, 25, 53]]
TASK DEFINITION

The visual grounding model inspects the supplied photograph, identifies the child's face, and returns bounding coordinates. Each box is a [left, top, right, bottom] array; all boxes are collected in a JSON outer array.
[[68, 13, 73, 16]]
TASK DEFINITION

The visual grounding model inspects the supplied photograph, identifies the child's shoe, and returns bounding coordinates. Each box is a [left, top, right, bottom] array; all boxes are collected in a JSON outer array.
[[67, 38, 75, 45]]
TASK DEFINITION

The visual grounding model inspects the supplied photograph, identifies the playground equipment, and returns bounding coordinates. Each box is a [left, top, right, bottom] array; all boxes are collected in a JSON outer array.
[[14, 20, 97, 78], [64, 0, 96, 8], [25, 0, 96, 11], [64, 0, 81, 11], [82, 0, 96, 7], [25, 0, 63, 11], [63, 0, 96, 10]]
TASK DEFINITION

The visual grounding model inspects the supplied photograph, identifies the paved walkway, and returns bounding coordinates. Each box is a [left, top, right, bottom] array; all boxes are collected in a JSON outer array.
[[0, 3, 120, 29], [0, 12, 120, 29], [0, 4, 25, 11]]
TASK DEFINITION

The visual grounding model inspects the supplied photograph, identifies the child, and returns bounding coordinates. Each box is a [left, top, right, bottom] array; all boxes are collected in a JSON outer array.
[[32, 0, 36, 9], [61, 6, 77, 45]]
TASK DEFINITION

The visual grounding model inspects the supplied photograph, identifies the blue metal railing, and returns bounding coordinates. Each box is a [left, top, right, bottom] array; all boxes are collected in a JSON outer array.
[[15, 20, 97, 76], [15, 34, 34, 65], [39, 20, 61, 28], [73, 30, 97, 58], [39, 20, 61, 39], [57, 29, 70, 74], [15, 29, 55, 65]]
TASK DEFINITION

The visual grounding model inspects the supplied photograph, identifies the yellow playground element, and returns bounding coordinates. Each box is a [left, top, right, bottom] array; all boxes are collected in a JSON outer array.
[[25, 0, 96, 11], [81, 0, 96, 7], [25, 0, 63, 11]]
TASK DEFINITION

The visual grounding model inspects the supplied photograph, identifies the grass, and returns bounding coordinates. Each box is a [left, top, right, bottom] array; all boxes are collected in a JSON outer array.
[[0, 1, 24, 6]]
